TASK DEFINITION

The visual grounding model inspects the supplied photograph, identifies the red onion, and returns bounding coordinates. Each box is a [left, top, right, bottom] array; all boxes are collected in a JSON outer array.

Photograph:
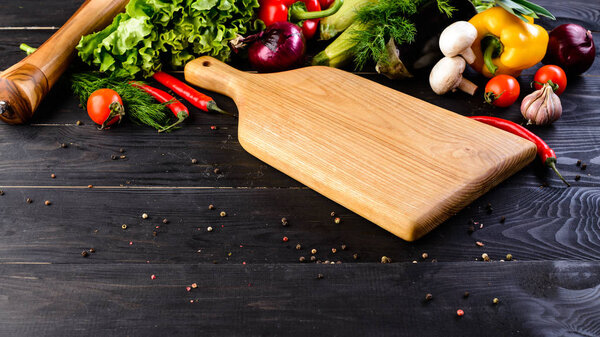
[[245, 22, 306, 73], [543, 24, 596, 75]]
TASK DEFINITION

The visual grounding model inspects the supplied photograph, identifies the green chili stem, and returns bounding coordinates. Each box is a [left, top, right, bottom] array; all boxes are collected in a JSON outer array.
[[19, 43, 37, 55], [546, 158, 570, 187], [158, 111, 187, 133], [290, 0, 343, 20]]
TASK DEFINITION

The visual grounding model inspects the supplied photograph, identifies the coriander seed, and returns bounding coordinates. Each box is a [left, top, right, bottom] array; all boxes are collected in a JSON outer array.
[[310, 256, 316, 261], [208, 204, 215, 210], [341, 244, 347, 250], [44, 200, 51, 206], [163, 218, 168, 224], [317, 273, 324, 279], [51, 174, 56, 179], [122, 224, 127, 230], [299, 256, 306, 262], [493, 297, 499, 304], [26, 198, 32, 204], [295, 244, 302, 250], [220, 211, 226, 217], [311, 249, 317, 255], [142, 213, 149, 219], [422, 252, 428, 259], [381, 256, 392, 264], [353, 253, 358, 260], [191, 158, 198, 164], [207, 226, 213, 232], [506, 253, 513, 261], [331, 248, 337, 254], [330, 211, 336, 217], [482, 253, 490, 261]]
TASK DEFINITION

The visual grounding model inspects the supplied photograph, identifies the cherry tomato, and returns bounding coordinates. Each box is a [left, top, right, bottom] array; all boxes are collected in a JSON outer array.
[[533, 65, 567, 95], [484, 75, 520, 108], [87, 88, 124, 128]]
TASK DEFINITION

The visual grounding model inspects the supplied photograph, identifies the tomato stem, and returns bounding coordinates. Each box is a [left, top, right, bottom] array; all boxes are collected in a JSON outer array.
[[99, 101, 125, 130]]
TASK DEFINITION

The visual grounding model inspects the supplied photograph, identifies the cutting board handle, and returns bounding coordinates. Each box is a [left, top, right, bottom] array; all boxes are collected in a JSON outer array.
[[184, 56, 247, 99]]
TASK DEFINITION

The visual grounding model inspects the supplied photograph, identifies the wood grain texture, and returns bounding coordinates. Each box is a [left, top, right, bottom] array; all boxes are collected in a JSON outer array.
[[1, 262, 599, 337], [0, 0, 127, 124], [0, 187, 598, 265], [185, 57, 537, 241]]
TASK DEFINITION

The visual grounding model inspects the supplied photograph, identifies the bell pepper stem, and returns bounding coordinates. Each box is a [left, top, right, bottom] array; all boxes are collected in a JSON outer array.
[[482, 36, 503, 76], [290, 0, 343, 21], [546, 157, 570, 187]]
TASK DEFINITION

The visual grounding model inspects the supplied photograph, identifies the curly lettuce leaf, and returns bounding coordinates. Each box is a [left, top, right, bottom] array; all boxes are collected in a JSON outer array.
[[77, 0, 259, 78]]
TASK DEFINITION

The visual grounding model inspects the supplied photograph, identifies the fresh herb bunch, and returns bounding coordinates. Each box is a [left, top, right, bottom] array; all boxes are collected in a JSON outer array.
[[352, 0, 455, 70], [71, 72, 174, 131], [470, 0, 555, 21]]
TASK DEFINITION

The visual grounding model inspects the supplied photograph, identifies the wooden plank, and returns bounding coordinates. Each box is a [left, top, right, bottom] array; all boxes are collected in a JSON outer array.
[[0, 261, 599, 336], [535, 0, 600, 31], [0, 1, 85, 28], [0, 187, 598, 264]]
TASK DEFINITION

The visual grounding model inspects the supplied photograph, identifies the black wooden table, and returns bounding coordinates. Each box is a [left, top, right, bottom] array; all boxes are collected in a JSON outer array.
[[0, 1, 598, 336]]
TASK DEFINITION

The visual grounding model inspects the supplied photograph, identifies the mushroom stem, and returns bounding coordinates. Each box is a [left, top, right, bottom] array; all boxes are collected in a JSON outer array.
[[461, 48, 475, 64], [457, 78, 478, 95]]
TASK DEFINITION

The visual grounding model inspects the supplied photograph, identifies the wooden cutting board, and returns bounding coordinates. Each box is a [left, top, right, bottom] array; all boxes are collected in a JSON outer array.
[[185, 56, 537, 241]]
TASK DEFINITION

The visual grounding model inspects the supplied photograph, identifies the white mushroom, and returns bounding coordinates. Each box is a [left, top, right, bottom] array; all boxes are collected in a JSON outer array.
[[439, 21, 477, 64], [429, 56, 477, 95]]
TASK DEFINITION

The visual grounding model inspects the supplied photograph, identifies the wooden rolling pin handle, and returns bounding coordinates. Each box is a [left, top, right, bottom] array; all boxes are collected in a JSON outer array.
[[0, 0, 128, 125], [184, 56, 247, 100]]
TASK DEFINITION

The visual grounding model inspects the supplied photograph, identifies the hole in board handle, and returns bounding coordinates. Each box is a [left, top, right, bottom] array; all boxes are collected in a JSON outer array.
[[202, 61, 211, 67]]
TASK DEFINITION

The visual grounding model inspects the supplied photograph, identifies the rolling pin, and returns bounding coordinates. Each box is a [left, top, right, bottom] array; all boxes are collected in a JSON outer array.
[[0, 0, 128, 124]]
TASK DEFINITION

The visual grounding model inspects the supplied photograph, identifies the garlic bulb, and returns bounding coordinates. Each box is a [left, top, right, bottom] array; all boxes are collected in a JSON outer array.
[[520, 83, 562, 125]]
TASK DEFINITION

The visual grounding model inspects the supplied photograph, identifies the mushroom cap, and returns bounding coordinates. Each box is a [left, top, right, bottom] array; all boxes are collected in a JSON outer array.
[[429, 56, 466, 95], [439, 21, 477, 58]]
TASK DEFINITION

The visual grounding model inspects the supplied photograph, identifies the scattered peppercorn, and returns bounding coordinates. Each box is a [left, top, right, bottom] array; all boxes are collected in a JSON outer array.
[[311, 249, 317, 255], [482, 253, 490, 261], [486, 203, 493, 214], [341, 244, 347, 251], [500, 216, 506, 223], [81, 250, 89, 257], [463, 291, 470, 298], [122, 224, 127, 230], [282, 236, 289, 242], [191, 158, 198, 164], [299, 256, 306, 262], [425, 293, 433, 301], [330, 211, 336, 217], [331, 248, 337, 254], [0, 191, 4, 196], [220, 211, 227, 217], [207, 226, 213, 232], [61, 143, 67, 148], [353, 253, 358, 260], [381, 256, 392, 264], [334, 217, 341, 224], [213, 168, 221, 174], [44, 200, 51, 206], [119, 148, 125, 153], [51, 174, 56, 179], [431, 259, 437, 263], [324, 260, 330, 264], [422, 252, 428, 259], [575, 175, 581, 181], [152, 231, 157, 237], [208, 204, 215, 210], [295, 244, 302, 250], [468, 226, 475, 234], [576, 160, 581, 167], [317, 273, 324, 279], [581, 164, 587, 170], [456, 309, 464, 317], [493, 297, 499, 304], [506, 254, 513, 261], [26, 198, 32, 204]]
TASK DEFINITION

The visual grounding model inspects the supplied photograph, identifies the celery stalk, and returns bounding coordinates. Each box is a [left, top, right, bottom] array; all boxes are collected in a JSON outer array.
[[312, 22, 367, 68], [318, 0, 374, 40]]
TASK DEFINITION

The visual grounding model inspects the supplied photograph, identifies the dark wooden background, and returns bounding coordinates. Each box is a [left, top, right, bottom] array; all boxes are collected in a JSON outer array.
[[0, 1, 599, 336]]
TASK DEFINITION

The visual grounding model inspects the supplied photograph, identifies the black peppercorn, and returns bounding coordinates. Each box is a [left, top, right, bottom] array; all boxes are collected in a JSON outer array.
[[111, 155, 118, 160], [317, 273, 324, 279], [61, 143, 67, 148], [119, 148, 125, 153], [81, 250, 89, 257], [425, 293, 433, 301], [581, 164, 587, 170], [575, 175, 581, 181], [89, 248, 96, 253], [576, 160, 581, 167], [26, 198, 32, 204], [463, 291, 470, 298], [213, 168, 221, 174], [299, 256, 306, 262], [500, 216, 506, 223]]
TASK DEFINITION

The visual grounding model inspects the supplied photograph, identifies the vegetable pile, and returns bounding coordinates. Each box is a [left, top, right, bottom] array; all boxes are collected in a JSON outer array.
[[77, 0, 260, 78]]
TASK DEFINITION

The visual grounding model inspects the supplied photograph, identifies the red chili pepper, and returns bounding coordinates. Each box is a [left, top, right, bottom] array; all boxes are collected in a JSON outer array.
[[259, 0, 343, 40], [130, 81, 189, 133], [152, 72, 232, 116], [468, 116, 569, 186]]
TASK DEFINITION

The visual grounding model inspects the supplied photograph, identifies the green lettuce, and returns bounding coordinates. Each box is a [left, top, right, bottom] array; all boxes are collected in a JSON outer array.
[[77, 0, 259, 78]]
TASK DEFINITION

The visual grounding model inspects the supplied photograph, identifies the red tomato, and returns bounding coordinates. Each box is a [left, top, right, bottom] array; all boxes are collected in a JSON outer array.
[[484, 75, 520, 108], [87, 88, 124, 128], [533, 65, 567, 95]]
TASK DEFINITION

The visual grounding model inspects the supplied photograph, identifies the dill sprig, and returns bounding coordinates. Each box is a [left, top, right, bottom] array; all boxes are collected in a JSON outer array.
[[71, 72, 175, 131], [351, 0, 455, 70]]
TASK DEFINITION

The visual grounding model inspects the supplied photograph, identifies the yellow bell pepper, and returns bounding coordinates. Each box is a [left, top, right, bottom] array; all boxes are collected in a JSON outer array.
[[468, 7, 549, 78]]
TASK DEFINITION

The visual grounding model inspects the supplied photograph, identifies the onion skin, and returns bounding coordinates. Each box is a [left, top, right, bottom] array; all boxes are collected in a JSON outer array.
[[543, 24, 596, 75], [248, 22, 306, 73]]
